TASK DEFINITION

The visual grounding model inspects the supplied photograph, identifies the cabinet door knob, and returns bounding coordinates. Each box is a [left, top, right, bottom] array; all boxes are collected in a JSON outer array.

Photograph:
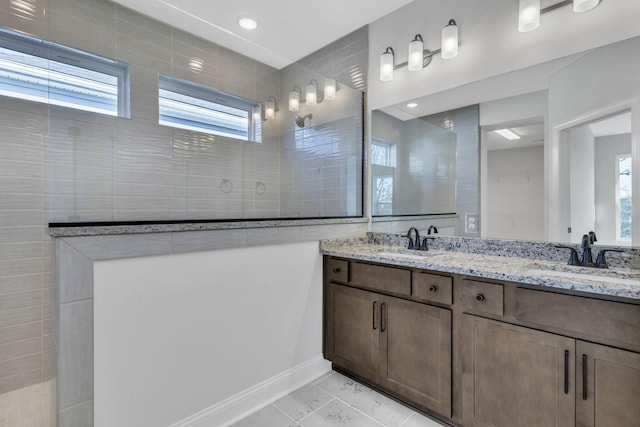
[[476, 293, 485, 302], [429, 285, 438, 293], [332, 268, 341, 274]]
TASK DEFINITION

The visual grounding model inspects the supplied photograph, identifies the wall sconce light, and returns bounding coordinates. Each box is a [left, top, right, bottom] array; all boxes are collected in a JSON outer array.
[[289, 86, 301, 111], [264, 96, 277, 120], [305, 79, 318, 106], [519, 0, 600, 32], [379, 19, 459, 82]]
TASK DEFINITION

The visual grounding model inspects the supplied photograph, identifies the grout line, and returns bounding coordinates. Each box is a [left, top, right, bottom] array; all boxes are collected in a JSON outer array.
[[295, 397, 336, 424]]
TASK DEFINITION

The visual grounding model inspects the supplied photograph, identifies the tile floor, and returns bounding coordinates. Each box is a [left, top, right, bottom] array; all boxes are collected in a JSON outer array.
[[232, 371, 447, 427], [0, 380, 53, 427]]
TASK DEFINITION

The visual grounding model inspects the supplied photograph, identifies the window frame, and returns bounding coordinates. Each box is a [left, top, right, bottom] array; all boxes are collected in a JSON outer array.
[[0, 26, 130, 117], [158, 74, 262, 142]]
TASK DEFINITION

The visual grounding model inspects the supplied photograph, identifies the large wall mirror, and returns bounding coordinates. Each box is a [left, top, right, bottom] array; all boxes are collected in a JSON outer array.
[[373, 35, 640, 244]]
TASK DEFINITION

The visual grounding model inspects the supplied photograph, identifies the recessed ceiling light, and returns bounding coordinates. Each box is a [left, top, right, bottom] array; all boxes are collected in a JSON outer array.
[[238, 17, 258, 30], [406, 102, 418, 108], [494, 128, 521, 140]]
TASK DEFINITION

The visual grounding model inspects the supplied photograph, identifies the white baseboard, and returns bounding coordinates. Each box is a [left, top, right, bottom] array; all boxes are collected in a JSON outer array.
[[169, 355, 332, 427]]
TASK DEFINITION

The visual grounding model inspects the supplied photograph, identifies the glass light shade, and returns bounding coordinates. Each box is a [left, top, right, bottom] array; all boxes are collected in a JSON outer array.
[[305, 82, 317, 106], [380, 49, 394, 82], [408, 36, 424, 71], [518, 0, 540, 32], [574, 0, 599, 12], [441, 20, 458, 59], [264, 100, 275, 120], [324, 78, 336, 101], [288, 89, 300, 111]]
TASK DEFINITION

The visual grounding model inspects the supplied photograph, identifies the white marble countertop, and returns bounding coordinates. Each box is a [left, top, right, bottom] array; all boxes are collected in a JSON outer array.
[[321, 240, 640, 301]]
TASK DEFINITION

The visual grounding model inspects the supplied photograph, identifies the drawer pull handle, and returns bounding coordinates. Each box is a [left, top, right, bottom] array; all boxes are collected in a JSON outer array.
[[429, 285, 438, 293], [476, 293, 485, 302], [564, 350, 569, 394], [582, 354, 588, 400], [332, 268, 341, 274]]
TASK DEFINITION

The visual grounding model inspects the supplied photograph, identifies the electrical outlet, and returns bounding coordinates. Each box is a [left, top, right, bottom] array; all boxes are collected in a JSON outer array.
[[465, 213, 479, 234]]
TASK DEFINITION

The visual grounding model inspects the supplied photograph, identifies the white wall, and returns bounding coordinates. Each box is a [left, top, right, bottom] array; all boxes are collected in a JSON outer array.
[[568, 126, 596, 243], [93, 241, 327, 427], [368, 0, 640, 111], [486, 145, 544, 241]]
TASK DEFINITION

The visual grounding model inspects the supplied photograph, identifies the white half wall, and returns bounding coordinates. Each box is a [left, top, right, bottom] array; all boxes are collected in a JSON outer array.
[[93, 241, 328, 427]]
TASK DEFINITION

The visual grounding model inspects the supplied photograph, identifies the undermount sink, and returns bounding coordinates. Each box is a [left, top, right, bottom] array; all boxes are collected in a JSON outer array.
[[526, 268, 640, 286], [377, 251, 433, 260]]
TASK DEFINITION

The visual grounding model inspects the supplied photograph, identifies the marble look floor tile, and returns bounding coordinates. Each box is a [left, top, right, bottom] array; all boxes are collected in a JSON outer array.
[[399, 413, 446, 427], [311, 370, 336, 385], [232, 404, 300, 427], [315, 373, 413, 427], [273, 384, 334, 421], [299, 399, 382, 427]]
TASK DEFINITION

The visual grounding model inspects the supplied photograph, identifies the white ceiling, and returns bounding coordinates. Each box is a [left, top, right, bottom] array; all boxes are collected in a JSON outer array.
[[111, 0, 414, 69], [589, 112, 632, 137]]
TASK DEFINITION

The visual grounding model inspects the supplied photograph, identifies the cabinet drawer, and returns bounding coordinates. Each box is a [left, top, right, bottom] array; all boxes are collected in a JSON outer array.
[[516, 287, 640, 351], [461, 279, 504, 316], [412, 272, 453, 305], [326, 258, 349, 283], [351, 262, 411, 296]]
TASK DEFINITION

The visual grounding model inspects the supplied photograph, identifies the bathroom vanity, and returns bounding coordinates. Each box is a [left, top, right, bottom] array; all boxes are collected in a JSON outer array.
[[321, 235, 640, 427]]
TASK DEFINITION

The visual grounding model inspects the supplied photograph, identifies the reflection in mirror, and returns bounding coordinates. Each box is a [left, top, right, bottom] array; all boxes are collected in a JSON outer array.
[[565, 111, 632, 246], [484, 120, 545, 241], [371, 105, 478, 220]]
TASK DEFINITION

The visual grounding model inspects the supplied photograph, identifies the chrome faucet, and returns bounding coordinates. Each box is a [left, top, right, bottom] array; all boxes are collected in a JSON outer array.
[[406, 227, 421, 250]]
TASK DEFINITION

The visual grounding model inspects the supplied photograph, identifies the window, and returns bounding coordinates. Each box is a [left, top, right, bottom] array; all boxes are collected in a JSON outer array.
[[158, 75, 262, 142], [0, 27, 130, 117], [616, 155, 632, 240], [372, 138, 396, 215]]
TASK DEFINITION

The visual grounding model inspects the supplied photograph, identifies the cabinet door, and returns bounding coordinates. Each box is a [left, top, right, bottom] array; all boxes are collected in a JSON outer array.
[[379, 295, 452, 417], [328, 284, 380, 382], [462, 315, 575, 427], [576, 341, 640, 427]]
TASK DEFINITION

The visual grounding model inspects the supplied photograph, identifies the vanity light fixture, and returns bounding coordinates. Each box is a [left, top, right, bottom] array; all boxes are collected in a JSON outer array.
[[494, 128, 521, 140], [379, 19, 459, 82], [264, 96, 277, 120], [519, 0, 600, 33], [288, 86, 301, 111]]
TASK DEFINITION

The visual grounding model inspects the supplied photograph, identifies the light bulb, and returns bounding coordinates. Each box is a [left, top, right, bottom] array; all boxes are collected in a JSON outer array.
[[306, 81, 317, 106], [408, 35, 424, 71], [265, 100, 275, 120], [380, 47, 394, 82], [574, 0, 599, 12], [288, 88, 300, 111], [519, 0, 540, 32], [441, 20, 458, 59], [324, 78, 336, 101]]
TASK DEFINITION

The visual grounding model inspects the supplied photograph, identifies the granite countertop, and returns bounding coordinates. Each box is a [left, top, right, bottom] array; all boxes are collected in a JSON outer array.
[[320, 237, 640, 301]]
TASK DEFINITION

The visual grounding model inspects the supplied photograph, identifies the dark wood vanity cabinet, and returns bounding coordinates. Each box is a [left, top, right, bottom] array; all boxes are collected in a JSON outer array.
[[323, 255, 640, 427], [324, 259, 452, 418]]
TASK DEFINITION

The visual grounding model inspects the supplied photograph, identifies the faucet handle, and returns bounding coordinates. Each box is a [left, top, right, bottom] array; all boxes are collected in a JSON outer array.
[[555, 245, 580, 266]]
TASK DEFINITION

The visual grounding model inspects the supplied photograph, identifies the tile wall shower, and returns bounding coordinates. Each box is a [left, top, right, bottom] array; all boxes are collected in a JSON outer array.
[[0, 0, 367, 417]]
